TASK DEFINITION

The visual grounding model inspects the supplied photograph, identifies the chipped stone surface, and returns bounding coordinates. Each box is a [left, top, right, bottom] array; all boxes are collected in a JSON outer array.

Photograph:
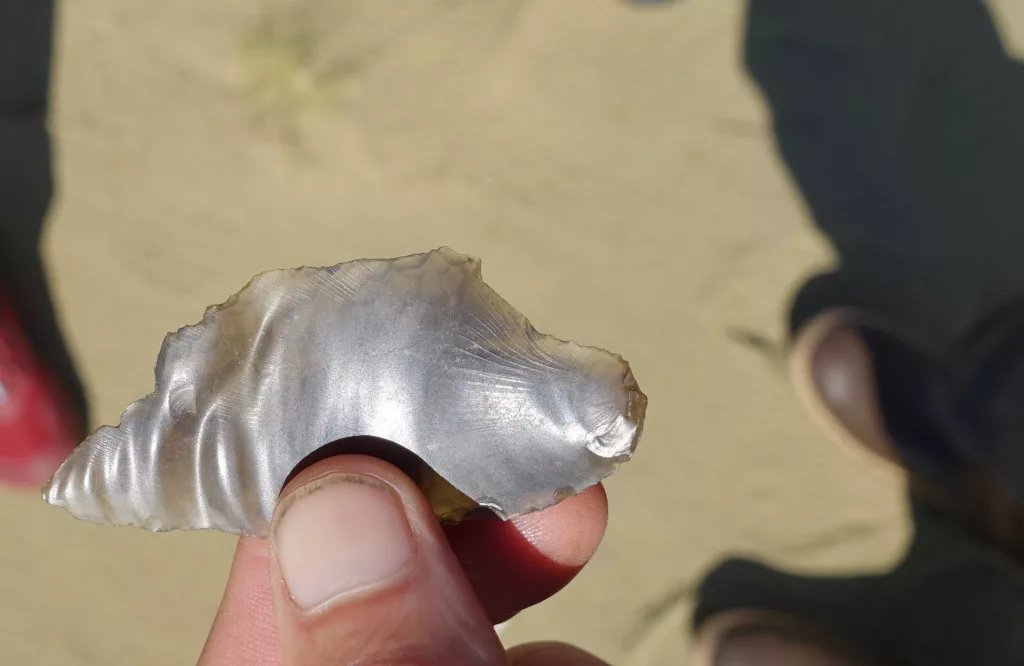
[[43, 248, 645, 536]]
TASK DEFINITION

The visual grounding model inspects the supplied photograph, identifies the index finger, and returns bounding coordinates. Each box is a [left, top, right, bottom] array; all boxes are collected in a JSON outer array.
[[445, 483, 609, 624]]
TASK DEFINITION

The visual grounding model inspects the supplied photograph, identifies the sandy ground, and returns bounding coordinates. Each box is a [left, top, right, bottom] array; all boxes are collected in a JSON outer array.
[[2, 1, 1022, 663]]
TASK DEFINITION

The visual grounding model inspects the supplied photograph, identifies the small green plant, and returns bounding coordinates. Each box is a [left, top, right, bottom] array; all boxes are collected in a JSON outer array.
[[237, 9, 335, 142]]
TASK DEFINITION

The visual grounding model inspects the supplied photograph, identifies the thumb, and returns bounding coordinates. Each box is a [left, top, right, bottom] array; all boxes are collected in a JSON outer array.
[[269, 455, 507, 666]]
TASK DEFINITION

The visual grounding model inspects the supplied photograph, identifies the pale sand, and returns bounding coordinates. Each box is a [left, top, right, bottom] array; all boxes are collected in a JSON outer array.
[[3, 1, 1021, 663]]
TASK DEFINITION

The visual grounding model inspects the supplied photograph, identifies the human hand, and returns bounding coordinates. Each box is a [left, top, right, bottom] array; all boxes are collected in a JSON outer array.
[[197, 454, 610, 665]]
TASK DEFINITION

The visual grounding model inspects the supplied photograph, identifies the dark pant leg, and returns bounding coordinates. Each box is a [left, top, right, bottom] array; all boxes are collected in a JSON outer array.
[[700, 5, 1024, 663], [746, 0, 1024, 345], [695, 497, 1024, 666], [0, 0, 89, 435]]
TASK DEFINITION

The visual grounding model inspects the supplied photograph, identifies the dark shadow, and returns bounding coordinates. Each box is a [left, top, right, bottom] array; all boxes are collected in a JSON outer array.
[[0, 1, 89, 435], [282, 435, 488, 522], [284, 435, 429, 489], [693, 1, 1024, 664], [746, 0, 1024, 346], [694, 498, 1024, 665]]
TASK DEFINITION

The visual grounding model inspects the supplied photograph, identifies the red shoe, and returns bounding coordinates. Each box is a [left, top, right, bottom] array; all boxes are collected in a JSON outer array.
[[0, 295, 80, 488]]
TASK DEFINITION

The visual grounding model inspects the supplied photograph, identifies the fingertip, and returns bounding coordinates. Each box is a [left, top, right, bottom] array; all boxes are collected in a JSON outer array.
[[444, 484, 609, 623], [511, 484, 608, 567], [268, 454, 506, 665]]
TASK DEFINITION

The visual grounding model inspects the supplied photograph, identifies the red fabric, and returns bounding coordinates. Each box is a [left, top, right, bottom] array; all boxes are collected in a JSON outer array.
[[0, 295, 77, 486]]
